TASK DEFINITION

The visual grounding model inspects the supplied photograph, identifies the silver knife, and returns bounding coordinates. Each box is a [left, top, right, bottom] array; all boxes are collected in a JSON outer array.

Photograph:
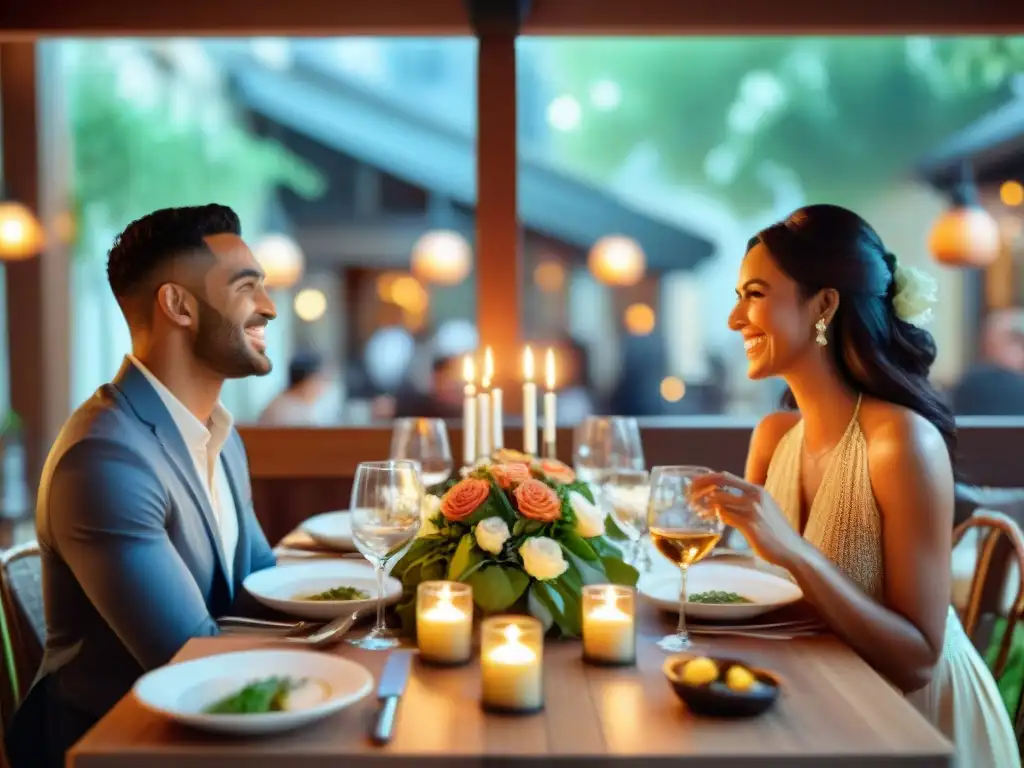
[[372, 649, 415, 745]]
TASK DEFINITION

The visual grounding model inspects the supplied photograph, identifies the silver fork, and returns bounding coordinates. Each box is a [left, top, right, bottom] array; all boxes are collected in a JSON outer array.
[[218, 617, 313, 636], [280, 609, 369, 648]]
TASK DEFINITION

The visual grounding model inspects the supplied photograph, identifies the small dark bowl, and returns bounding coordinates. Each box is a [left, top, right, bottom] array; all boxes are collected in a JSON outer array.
[[663, 653, 781, 718]]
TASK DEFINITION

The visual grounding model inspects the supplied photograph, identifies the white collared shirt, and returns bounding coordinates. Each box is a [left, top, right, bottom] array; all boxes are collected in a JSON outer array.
[[129, 356, 240, 584]]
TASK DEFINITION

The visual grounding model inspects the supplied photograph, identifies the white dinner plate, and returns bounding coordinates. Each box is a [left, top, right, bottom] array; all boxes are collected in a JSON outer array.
[[133, 649, 373, 735], [243, 560, 402, 620], [639, 561, 803, 621], [300, 511, 354, 551]]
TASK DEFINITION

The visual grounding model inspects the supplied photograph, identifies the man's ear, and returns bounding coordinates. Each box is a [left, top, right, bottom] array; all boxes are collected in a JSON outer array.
[[155, 283, 195, 328]]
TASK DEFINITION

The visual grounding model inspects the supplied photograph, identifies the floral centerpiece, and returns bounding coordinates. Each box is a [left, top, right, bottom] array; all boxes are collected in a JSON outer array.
[[392, 449, 639, 638]]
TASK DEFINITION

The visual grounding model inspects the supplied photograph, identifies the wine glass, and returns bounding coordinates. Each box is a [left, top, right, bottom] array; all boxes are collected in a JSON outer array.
[[647, 465, 723, 652], [349, 460, 423, 650], [390, 418, 453, 488], [573, 416, 644, 484], [601, 469, 651, 570]]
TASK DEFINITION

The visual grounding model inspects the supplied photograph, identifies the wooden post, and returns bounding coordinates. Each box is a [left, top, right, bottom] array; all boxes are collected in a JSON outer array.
[[1, 42, 72, 494], [472, 0, 526, 403]]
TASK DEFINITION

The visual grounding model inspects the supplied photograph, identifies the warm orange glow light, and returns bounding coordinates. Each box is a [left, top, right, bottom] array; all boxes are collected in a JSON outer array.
[[623, 303, 656, 336], [0, 201, 45, 261], [1000, 180, 1024, 208], [660, 377, 686, 402], [463, 355, 476, 385]]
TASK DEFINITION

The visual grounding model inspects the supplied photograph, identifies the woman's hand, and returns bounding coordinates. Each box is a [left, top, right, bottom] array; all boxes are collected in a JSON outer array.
[[687, 471, 805, 567]]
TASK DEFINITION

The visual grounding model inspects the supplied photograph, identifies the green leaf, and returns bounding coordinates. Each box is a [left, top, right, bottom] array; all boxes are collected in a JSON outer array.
[[550, 578, 583, 637], [467, 566, 530, 613], [560, 530, 599, 561], [489, 482, 519, 525], [447, 533, 482, 581], [396, 598, 417, 636], [563, 480, 595, 505], [589, 535, 623, 559], [563, 550, 608, 586], [603, 516, 631, 542], [527, 583, 555, 633], [421, 558, 447, 583], [601, 557, 640, 587]]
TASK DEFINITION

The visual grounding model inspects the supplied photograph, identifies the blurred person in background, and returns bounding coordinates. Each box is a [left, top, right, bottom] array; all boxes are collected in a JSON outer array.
[[393, 355, 464, 419], [258, 351, 340, 425], [949, 308, 1024, 416]]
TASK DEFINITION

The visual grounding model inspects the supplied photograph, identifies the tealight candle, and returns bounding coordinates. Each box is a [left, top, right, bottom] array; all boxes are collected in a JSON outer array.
[[582, 585, 636, 667], [480, 616, 544, 714], [416, 581, 474, 666]]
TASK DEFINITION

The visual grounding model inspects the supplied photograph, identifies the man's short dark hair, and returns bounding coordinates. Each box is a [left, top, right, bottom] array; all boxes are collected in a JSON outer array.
[[288, 352, 324, 389], [106, 204, 242, 302]]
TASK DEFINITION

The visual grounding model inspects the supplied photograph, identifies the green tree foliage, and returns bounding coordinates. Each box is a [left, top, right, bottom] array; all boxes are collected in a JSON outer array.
[[546, 36, 1024, 213], [64, 42, 325, 254]]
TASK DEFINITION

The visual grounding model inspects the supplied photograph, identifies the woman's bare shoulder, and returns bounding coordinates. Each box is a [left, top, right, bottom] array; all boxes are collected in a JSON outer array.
[[856, 398, 953, 521], [746, 410, 801, 483]]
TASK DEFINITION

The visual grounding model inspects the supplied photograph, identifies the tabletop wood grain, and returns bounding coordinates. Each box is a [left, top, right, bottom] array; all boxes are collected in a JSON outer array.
[[68, 597, 953, 767]]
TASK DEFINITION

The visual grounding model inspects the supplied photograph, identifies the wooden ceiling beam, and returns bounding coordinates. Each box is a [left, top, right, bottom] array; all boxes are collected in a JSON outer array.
[[1, 0, 1021, 37]]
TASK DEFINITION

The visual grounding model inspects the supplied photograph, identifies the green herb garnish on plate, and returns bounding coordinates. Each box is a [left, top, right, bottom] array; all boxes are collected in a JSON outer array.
[[301, 585, 370, 601], [689, 590, 752, 604], [204, 677, 299, 714]]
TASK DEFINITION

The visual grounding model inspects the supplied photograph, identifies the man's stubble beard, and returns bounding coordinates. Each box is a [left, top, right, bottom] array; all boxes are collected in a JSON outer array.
[[193, 297, 273, 380]]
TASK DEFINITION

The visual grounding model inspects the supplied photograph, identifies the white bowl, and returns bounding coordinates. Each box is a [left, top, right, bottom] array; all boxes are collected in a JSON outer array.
[[243, 560, 402, 620], [640, 561, 803, 621], [300, 511, 354, 551], [133, 649, 373, 735]]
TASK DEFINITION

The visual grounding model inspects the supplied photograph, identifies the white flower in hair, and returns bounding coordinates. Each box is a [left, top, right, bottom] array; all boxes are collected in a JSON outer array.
[[892, 262, 938, 328]]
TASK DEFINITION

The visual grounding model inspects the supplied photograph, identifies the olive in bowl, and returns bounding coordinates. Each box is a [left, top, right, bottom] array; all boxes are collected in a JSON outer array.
[[663, 653, 781, 718]]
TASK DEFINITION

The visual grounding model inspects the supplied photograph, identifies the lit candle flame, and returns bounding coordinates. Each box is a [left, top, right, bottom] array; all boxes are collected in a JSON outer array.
[[545, 348, 556, 391], [601, 586, 617, 609], [523, 346, 535, 383], [463, 355, 475, 385], [503, 623, 522, 644], [484, 346, 495, 385]]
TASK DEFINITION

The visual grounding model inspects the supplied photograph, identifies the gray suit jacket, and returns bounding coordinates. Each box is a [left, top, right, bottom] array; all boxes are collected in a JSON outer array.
[[31, 358, 276, 722]]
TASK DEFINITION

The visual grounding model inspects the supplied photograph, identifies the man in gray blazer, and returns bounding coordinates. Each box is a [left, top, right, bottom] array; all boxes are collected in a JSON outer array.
[[7, 205, 279, 768]]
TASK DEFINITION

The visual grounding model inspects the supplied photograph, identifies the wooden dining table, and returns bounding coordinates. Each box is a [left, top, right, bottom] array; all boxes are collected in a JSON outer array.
[[68, 541, 955, 767]]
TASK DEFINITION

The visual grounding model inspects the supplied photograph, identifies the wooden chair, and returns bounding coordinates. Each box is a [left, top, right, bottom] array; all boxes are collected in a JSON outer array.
[[952, 511, 1024, 751], [0, 542, 43, 731]]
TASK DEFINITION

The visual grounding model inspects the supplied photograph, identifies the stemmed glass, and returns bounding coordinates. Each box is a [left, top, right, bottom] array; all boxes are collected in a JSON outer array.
[[601, 469, 651, 570], [573, 416, 645, 484], [349, 460, 423, 650], [390, 418, 454, 488], [647, 466, 723, 652]]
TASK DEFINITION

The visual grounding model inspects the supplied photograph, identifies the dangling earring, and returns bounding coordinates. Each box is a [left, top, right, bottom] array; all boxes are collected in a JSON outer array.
[[815, 318, 828, 347]]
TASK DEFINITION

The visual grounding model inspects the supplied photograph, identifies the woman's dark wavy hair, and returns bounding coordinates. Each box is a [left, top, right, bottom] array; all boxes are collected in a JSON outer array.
[[749, 203, 957, 461]]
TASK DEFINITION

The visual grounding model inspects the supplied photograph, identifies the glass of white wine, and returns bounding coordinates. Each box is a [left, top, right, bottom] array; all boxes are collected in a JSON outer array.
[[647, 465, 722, 652], [349, 460, 423, 650], [389, 418, 454, 488], [601, 469, 651, 570]]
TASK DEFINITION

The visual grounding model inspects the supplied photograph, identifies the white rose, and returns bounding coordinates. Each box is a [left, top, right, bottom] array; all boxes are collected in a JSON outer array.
[[519, 536, 568, 581], [418, 494, 442, 537], [892, 263, 938, 327], [569, 490, 606, 538], [474, 516, 511, 555]]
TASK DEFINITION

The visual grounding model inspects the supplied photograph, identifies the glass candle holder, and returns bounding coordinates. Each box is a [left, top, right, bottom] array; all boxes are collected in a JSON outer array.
[[480, 615, 544, 714], [416, 581, 474, 666], [582, 584, 636, 667]]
